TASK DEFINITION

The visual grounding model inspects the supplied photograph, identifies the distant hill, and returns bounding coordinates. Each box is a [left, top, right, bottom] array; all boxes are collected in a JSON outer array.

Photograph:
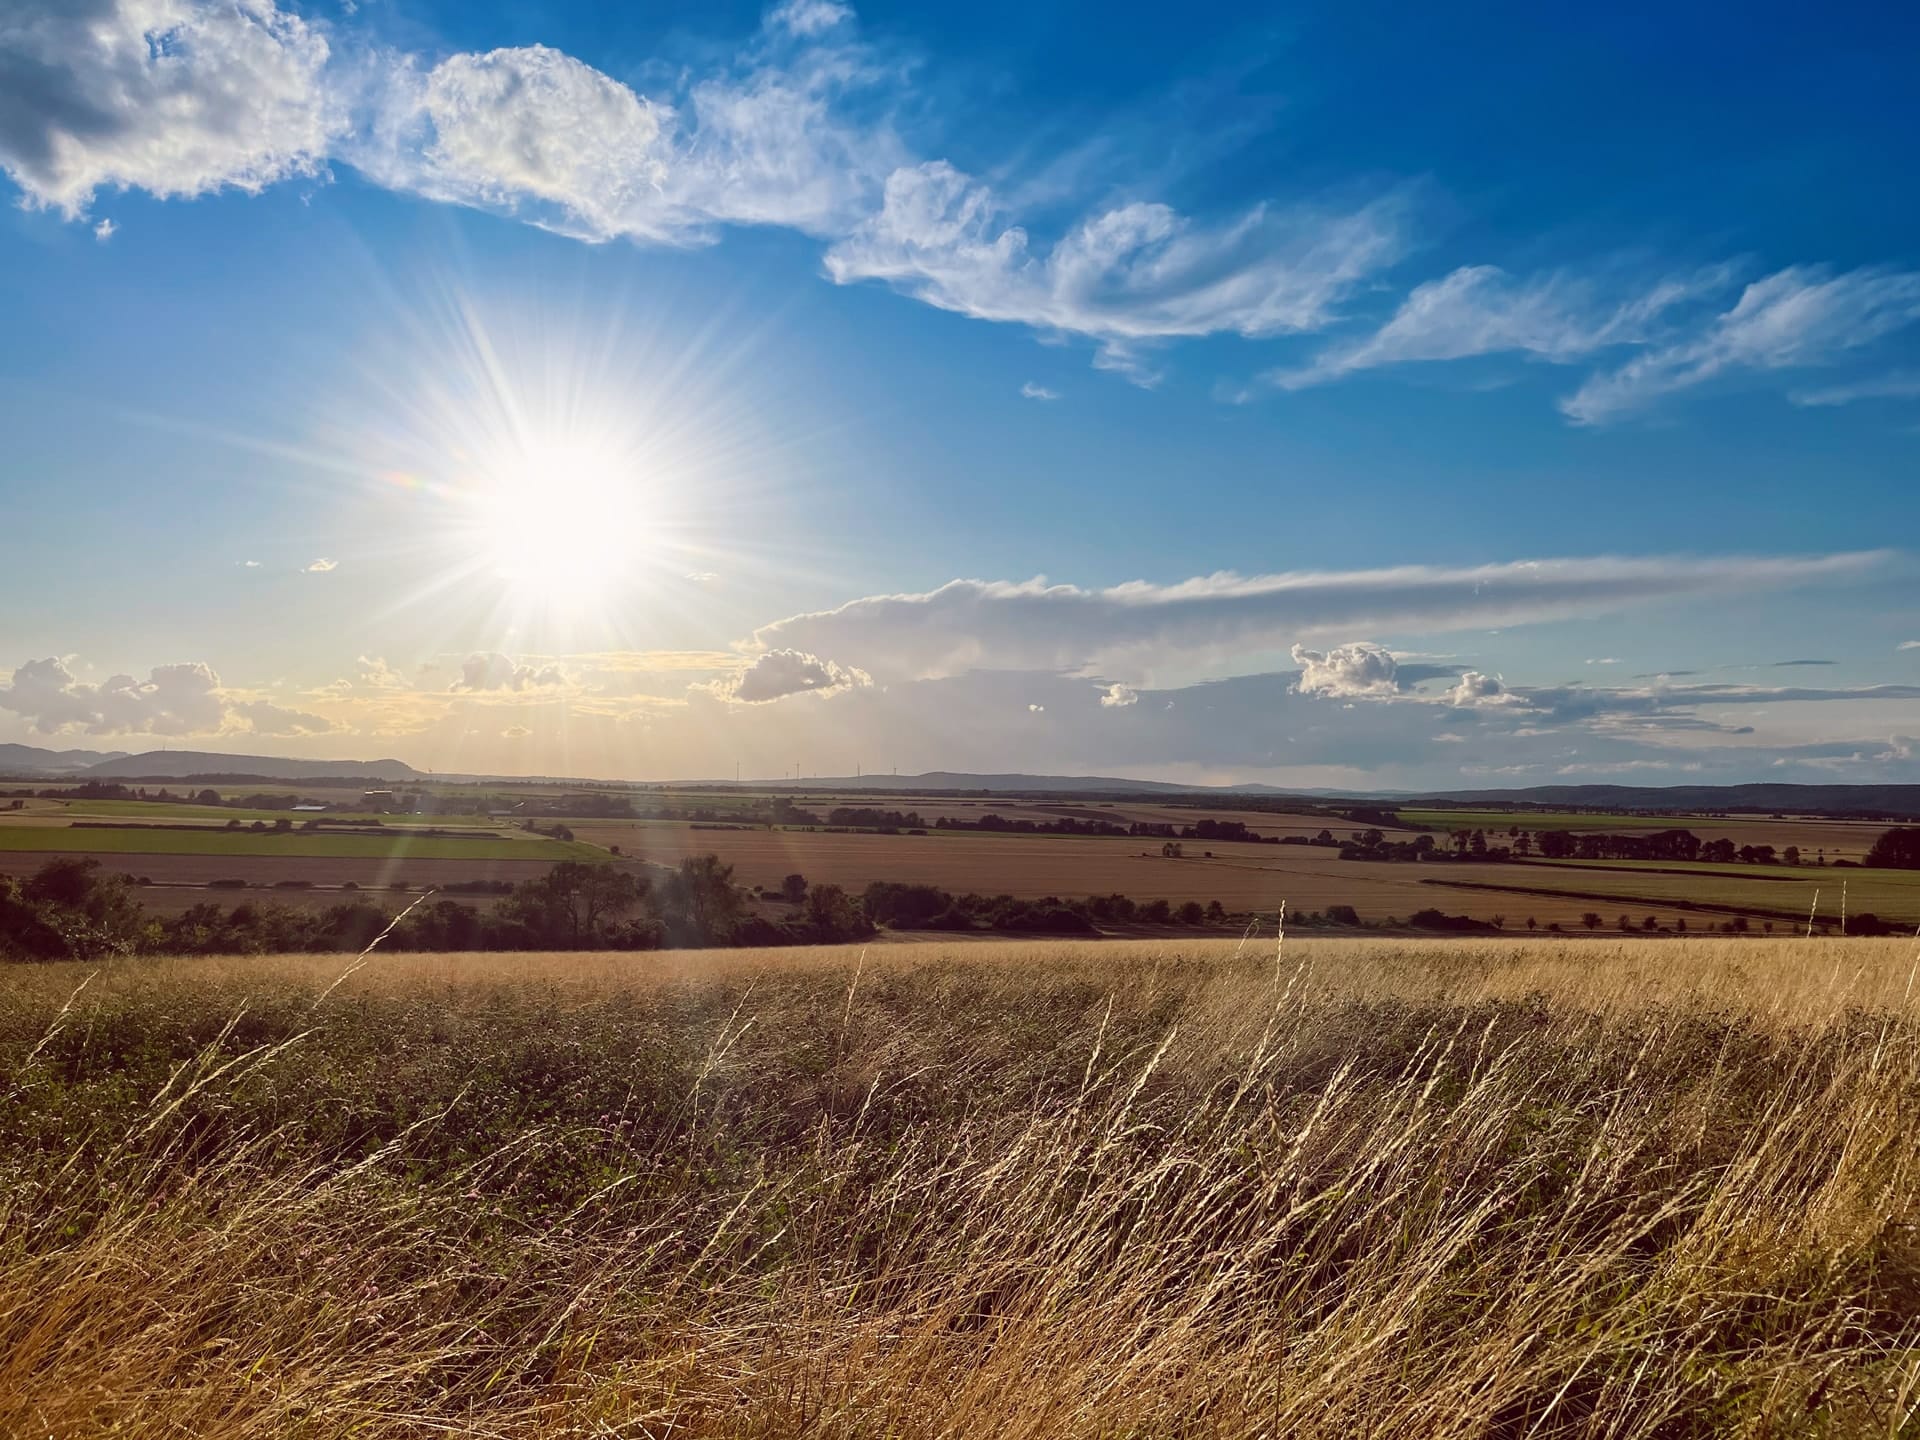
[[80, 750, 424, 782], [761, 774, 1920, 816], [0, 743, 132, 777], [1402, 783, 1920, 818], [11, 750, 1918, 817], [767, 771, 1222, 794]]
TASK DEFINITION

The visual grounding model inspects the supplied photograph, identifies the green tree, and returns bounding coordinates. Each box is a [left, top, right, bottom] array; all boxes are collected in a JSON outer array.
[[802, 883, 870, 940], [1865, 828, 1920, 869], [781, 873, 809, 904], [500, 862, 645, 947], [662, 855, 744, 944]]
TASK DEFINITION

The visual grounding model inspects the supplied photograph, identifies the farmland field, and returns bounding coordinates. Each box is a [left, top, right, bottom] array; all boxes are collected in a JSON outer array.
[[1395, 807, 1894, 856], [2, 937, 1915, 1437], [0, 824, 598, 861]]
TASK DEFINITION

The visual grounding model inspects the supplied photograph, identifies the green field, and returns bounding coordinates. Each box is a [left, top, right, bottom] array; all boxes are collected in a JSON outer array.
[[0, 826, 602, 862], [1395, 808, 1698, 832], [30, 799, 503, 826], [1428, 857, 1920, 926]]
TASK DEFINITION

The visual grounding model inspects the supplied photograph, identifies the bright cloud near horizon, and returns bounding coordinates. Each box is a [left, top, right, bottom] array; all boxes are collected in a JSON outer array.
[[0, 0, 1916, 788]]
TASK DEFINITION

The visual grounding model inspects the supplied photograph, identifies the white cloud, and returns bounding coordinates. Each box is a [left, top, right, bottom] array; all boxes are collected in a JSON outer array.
[[1790, 371, 1920, 407], [355, 655, 407, 690], [1585, 657, 1622, 665], [769, 0, 853, 37], [452, 652, 567, 692], [1272, 263, 1723, 389], [92, 216, 114, 241], [355, 12, 900, 244], [1445, 670, 1524, 708], [228, 697, 332, 735], [1564, 266, 1920, 424], [824, 161, 1412, 381], [1291, 642, 1401, 698], [384, 45, 670, 242], [1900, 640, 1920, 651], [305, 557, 337, 572], [714, 647, 869, 703], [1098, 682, 1138, 707], [0, 655, 329, 736], [1027, 702, 1044, 713], [501, 723, 532, 739], [747, 552, 1881, 683], [0, 0, 342, 218], [1020, 381, 1060, 401], [240, 559, 261, 568]]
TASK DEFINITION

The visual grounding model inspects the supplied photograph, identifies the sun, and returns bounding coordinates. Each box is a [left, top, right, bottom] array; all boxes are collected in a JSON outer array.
[[473, 439, 648, 613]]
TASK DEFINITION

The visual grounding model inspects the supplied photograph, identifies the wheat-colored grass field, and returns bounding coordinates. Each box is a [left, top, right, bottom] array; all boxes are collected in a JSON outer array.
[[2, 936, 1917, 1437]]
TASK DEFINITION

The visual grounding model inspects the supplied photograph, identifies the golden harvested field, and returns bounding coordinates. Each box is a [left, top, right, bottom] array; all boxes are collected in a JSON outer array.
[[0, 851, 565, 893], [574, 820, 1892, 928], [2, 937, 1916, 1437]]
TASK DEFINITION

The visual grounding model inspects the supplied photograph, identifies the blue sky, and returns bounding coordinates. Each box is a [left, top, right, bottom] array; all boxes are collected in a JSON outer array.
[[0, 0, 1916, 786]]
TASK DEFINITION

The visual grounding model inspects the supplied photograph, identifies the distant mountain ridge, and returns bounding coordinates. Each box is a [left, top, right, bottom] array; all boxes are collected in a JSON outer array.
[[0, 743, 132, 776], [4, 749, 1918, 815], [64, 750, 422, 782], [1402, 783, 1920, 816]]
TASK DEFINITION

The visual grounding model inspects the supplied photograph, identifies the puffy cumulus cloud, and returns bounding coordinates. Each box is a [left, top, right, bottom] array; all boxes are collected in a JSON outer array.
[[747, 552, 1880, 683], [305, 557, 337, 573], [5, 0, 899, 246], [1027, 702, 1045, 713], [452, 653, 567, 692], [714, 648, 870, 703], [359, 12, 900, 244], [1291, 642, 1401, 698], [0, 655, 329, 736], [825, 161, 1413, 380], [1564, 266, 1920, 424], [1445, 671, 1524, 708], [0, 0, 341, 217], [376, 45, 670, 243], [1098, 683, 1139, 708]]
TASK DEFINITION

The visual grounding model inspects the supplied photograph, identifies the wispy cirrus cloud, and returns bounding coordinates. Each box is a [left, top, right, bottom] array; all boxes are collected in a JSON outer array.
[[1270, 263, 1726, 390], [1562, 266, 1920, 424], [1789, 370, 1920, 408], [825, 161, 1413, 381], [6, 1, 1918, 413]]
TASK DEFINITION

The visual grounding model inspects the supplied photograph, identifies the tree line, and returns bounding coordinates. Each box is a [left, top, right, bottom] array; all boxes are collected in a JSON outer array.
[[1339, 825, 1920, 868], [0, 857, 1248, 963]]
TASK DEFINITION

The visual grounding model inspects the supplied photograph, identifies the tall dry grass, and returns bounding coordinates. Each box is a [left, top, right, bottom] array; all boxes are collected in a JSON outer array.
[[1, 936, 1917, 1437]]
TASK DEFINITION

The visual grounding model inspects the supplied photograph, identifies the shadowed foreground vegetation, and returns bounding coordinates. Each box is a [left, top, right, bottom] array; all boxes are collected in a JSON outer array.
[[2, 937, 1918, 1436]]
